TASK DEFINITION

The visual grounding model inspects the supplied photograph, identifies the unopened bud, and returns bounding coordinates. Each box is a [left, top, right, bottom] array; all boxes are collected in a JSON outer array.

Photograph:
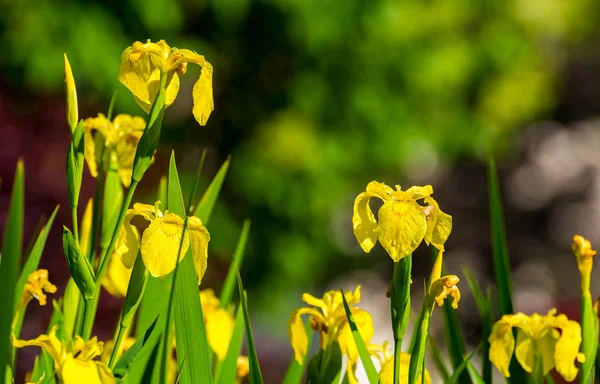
[[62, 226, 96, 299]]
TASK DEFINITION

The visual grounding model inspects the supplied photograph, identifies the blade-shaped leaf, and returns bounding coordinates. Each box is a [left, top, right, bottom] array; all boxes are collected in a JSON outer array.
[[167, 153, 212, 384], [466, 360, 486, 384], [194, 156, 230, 224], [113, 316, 161, 379], [441, 295, 470, 384], [306, 341, 342, 384], [340, 287, 378, 383], [487, 158, 513, 316], [220, 219, 251, 308], [446, 345, 482, 384], [1, 161, 24, 380], [282, 320, 312, 384], [214, 308, 244, 384], [462, 267, 492, 384], [427, 335, 449, 382], [235, 264, 264, 384]]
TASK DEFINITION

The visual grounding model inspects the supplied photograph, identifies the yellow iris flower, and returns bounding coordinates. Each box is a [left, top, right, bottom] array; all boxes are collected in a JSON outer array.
[[200, 289, 235, 360], [287, 286, 374, 377], [19, 269, 57, 308], [118, 39, 214, 126], [369, 342, 430, 384], [114, 201, 210, 283], [489, 309, 585, 381], [13, 326, 115, 384], [83, 113, 147, 188], [353, 181, 452, 262]]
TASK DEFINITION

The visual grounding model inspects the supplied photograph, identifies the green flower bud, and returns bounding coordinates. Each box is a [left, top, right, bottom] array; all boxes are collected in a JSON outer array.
[[62, 226, 96, 299]]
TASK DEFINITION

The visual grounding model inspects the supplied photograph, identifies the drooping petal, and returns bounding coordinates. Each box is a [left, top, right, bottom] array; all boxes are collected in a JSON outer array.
[[114, 222, 140, 269], [205, 307, 235, 360], [287, 307, 322, 364], [188, 216, 211, 285], [102, 253, 133, 298], [21, 269, 57, 307], [377, 200, 427, 261], [514, 329, 535, 373], [554, 314, 584, 381], [118, 43, 154, 105], [423, 197, 452, 251], [165, 72, 180, 109], [489, 317, 516, 377], [337, 309, 374, 364], [140, 212, 189, 277], [12, 326, 64, 367], [352, 192, 379, 253], [192, 61, 214, 126], [83, 115, 112, 178]]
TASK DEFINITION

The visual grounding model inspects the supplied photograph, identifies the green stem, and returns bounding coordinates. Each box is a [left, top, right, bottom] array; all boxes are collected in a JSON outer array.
[[160, 217, 189, 383], [392, 256, 412, 384], [88, 153, 105, 263], [107, 91, 118, 120], [108, 323, 127, 369], [71, 205, 79, 244], [78, 298, 92, 338], [393, 337, 402, 383], [80, 181, 138, 340]]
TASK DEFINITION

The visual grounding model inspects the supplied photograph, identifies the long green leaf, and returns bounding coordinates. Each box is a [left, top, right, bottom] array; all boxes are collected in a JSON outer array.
[[487, 158, 513, 315], [340, 287, 378, 383], [427, 335, 449, 382], [446, 345, 482, 384], [235, 264, 264, 384], [194, 156, 230, 224], [0, 161, 24, 380], [168, 153, 213, 384], [220, 219, 251, 308], [441, 295, 470, 384], [282, 320, 312, 384], [113, 316, 161, 379], [466, 361, 486, 384], [215, 308, 244, 384], [488, 159, 527, 383], [462, 267, 492, 383], [12, 205, 60, 338]]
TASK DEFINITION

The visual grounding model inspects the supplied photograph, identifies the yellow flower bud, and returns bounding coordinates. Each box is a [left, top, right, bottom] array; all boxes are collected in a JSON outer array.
[[572, 235, 596, 277], [64, 54, 78, 133], [429, 275, 461, 309]]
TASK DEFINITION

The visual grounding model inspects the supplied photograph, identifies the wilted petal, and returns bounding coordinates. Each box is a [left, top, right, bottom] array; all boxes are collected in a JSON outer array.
[[423, 197, 452, 251], [12, 326, 64, 366], [188, 216, 210, 284], [489, 317, 516, 377], [377, 200, 427, 261], [140, 212, 189, 277]]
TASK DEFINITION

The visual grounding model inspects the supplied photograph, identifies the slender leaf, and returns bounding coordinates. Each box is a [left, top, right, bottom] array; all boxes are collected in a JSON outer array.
[[441, 295, 470, 384], [220, 219, 251, 308], [487, 158, 513, 315], [282, 320, 312, 384], [466, 361, 486, 384], [113, 316, 161, 379], [306, 341, 342, 384], [12, 205, 60, 338], [340, 287, 378, 383], [446, 345, 482, 384], [215, 308, 244, 384], [462, 267, 492, 384], [186, 149, 207, 216], [235, 264, 264, 384], [194, 156, 230, 224], [0, 161, 24, 381], [427, 335, 449, 382], [167, 153, 213, 384]]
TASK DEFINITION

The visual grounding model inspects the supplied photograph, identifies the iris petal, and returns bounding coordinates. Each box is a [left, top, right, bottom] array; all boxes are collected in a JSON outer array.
[[140, 212, 189, 277], [377, 200, 427, 261], [188, 216, 210, 284]]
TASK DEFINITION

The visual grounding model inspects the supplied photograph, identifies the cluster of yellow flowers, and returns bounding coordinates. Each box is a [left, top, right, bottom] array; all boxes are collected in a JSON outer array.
[[7, 38, 598, 384]]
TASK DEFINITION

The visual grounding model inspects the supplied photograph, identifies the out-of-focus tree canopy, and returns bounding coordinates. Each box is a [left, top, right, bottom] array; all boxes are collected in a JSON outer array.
[[2, 0, 599, 327]]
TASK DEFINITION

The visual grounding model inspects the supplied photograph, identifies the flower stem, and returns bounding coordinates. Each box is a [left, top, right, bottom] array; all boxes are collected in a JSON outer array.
[[108, 323, 127, 369], [71, 205, 79, 244], [391, 255, 412, 384], [80, 181, 138, 340]]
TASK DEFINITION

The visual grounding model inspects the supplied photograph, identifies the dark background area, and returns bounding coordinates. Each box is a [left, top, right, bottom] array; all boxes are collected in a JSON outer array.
[[2, 0, 600, 381]]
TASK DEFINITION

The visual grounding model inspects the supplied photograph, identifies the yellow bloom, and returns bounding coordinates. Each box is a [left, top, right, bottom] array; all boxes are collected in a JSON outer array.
[[19, 269, 57, 308], [353, 181, 452, 261], [101, 253, 132, 298], [369, 343, 430, 384], [235, 356, 249, 384], [200, 289, 235, 360], [429, 275, 461, 309], [118, 39, 214, 126], [83, 113, 148, 188], [287, 286, 374, 368], [13, 326, 115, 384], [489, 309, 585, 381], [114, 201, 210, 283], [572, 235, 596, 280], [63, 54, 78, 132]]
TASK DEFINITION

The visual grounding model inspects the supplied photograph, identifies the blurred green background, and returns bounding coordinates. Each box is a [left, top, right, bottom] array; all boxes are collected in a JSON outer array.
[[2, 0, 600, 380]]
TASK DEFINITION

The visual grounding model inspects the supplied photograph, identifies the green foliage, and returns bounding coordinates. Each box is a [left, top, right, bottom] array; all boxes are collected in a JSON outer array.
[[307, 341, 342, 384]]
